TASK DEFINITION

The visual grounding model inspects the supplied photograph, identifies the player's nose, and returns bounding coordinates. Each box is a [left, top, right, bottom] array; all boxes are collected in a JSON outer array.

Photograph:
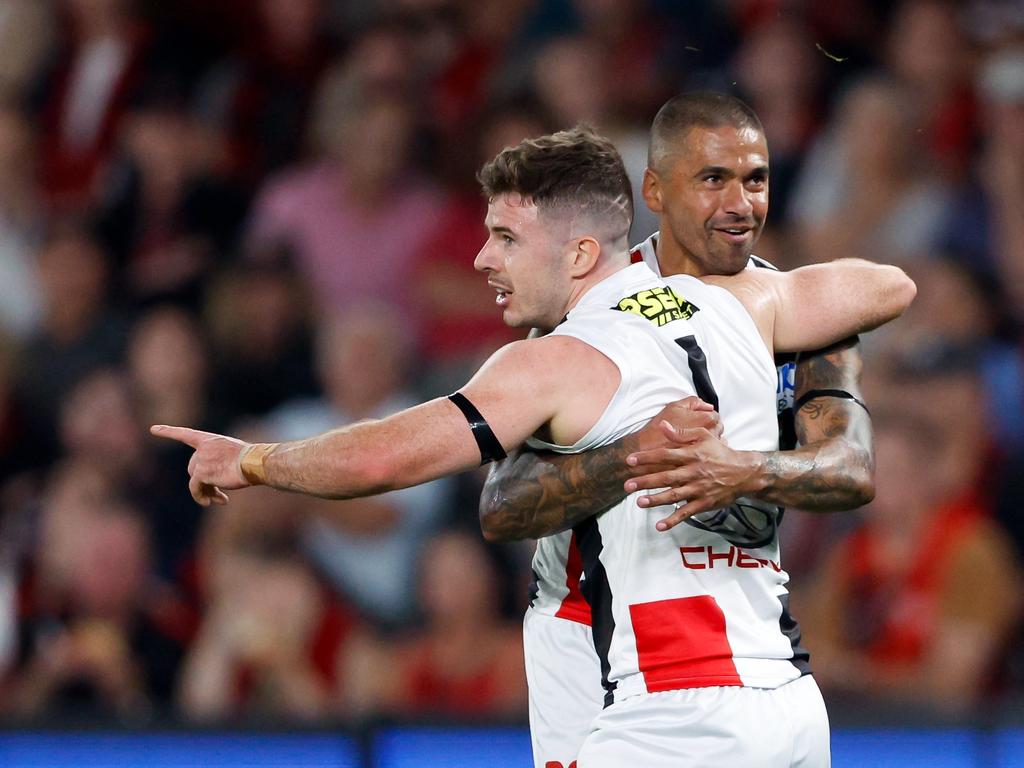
[[722, 181, 753, 217], [474, 243, 497, 273]]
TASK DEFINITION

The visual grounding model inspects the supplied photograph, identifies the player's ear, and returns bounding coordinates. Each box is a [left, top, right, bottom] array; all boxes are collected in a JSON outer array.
[[642, 167, 663, 214], [569, 236, 601, 276]]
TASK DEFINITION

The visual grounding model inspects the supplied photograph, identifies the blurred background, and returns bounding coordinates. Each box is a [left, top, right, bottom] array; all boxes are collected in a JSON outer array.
[[0, 0, 1022, 765]]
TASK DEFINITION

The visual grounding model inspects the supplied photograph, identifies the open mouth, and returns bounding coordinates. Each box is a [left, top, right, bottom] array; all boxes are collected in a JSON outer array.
[[714, 227, 753, 244], [490, 283, 514, 307]]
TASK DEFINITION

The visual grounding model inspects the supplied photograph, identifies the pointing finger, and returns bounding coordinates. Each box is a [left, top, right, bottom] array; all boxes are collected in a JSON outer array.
[[151, 424, 210, 448]]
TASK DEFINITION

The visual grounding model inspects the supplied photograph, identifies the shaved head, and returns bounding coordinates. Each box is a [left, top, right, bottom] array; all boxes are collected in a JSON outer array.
[[648, 92, 765, 173]]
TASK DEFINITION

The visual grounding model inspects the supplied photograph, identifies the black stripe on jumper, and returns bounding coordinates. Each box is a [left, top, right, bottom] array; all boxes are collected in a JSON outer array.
[[573, 515, 618, 707]]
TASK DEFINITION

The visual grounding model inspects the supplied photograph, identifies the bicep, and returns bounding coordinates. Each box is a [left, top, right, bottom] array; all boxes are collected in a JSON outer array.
[[793, 338, 872, 448], [794, 337, 863, 397], [459, 336, 619, 452], [772, 261, 912, 352], [457, 340, 566, 452]]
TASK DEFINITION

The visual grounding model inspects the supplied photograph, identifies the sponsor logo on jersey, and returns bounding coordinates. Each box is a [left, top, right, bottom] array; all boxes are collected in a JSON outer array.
[[679, 545, 783, 572], [611, 286, 698, 326]]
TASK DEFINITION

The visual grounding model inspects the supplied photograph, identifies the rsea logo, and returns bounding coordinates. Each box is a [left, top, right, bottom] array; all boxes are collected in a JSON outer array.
[[611, 286, 698, 327]]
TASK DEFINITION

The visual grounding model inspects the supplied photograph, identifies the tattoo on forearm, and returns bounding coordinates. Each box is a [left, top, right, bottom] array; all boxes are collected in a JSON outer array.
[[479, 437, 638, 541], [756, 339, 875, 511]]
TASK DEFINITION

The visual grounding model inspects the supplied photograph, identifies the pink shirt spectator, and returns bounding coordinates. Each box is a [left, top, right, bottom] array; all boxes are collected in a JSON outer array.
[[246, 161, 443, 323]]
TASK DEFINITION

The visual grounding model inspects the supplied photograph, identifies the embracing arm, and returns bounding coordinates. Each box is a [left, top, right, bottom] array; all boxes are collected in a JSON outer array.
[[770, 258, 916, 352], [479, 398, 721, 541], [480, 441, 640, 543], [746, 337, 874, 511], [622, 342, 875, 528], [710, 258, 916, 354]]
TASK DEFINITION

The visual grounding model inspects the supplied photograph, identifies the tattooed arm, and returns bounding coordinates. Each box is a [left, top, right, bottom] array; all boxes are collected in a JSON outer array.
[[763, 336, 874, 510], [478, 398, 721, 542], [479, 440, 640, 543], [624, 337, 874, 529]]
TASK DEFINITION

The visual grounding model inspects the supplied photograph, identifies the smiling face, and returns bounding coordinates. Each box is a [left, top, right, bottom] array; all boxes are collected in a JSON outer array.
[[645, 124, 769, 276], [474, 193, 574, 329]]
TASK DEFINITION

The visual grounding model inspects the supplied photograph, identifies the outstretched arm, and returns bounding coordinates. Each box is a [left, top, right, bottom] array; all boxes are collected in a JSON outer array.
[[623, 337, 874, 529], [151, 336, 617, 506], [479, 398, 720, 542], [150, 397, 486, 506]]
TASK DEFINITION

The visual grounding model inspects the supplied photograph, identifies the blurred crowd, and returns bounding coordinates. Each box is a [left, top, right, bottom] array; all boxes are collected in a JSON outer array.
[[0, 0, 1022, 727]]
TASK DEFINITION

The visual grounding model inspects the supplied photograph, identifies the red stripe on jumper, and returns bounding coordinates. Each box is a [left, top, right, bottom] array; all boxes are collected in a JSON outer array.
[[554, 533, 592, 626], [630, 595, 742, 691]]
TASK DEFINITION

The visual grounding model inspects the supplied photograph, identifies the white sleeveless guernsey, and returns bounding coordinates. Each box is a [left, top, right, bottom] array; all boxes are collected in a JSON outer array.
[[528, 260, 807, 708], [526, 234, 798, 630]]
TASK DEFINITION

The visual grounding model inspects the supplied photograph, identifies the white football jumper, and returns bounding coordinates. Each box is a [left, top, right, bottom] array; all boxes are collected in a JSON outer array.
[[523, 238, 813, 768]]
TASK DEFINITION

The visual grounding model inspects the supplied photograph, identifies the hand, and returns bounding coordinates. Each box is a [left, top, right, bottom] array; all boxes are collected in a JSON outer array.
[[623, 419, 763, 532], [150, 424, 250, 506], [632, 397, 722, 454]]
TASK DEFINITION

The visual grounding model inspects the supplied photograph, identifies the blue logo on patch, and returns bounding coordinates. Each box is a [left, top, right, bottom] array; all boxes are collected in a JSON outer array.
[[777, 362, 796, 414]]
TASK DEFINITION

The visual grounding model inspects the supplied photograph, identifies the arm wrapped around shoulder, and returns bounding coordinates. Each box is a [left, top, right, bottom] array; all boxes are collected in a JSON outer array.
[[772, 259, 917, 353]]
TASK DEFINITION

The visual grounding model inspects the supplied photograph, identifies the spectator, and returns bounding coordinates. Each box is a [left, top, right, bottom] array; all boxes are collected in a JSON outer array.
[[345, 530, 527, 719], [204, 257, 318, 424], [567, 0, 672, 123], [528, 33, 657, 241], [0, 107, 45, 340], [245, 69, 443, 324], [732, 16, 826, 225], [790, 75, 952, 265], [264, 305, 451, 626], [15, 226, 127, 467], [6, 465, 182, 722], [0, 0, 55, 103], [127, 307, 217, 582], [95, 99, 246, 309], [882, 258, 1024, 452], [32, 0, 152, 209], [194, 0, 339, 185], [886, 0, 978, 180], [178, 487, 356, 723], [802, 411, 1021, 715], [941, 46, 1024, 318]]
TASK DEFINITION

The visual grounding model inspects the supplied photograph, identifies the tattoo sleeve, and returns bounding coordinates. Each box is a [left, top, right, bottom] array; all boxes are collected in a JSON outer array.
[[479, 435, 640, 542], [753, 336, 875, 511]]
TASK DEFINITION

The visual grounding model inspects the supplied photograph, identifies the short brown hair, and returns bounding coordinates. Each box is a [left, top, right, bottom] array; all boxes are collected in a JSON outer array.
[[478, 125, 633, 240], [649, 92, 764, 171]]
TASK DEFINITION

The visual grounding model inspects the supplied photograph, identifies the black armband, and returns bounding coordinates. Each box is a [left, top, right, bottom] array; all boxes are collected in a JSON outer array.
[[447, 392, 507, 465], [793, 388, 870, 415]]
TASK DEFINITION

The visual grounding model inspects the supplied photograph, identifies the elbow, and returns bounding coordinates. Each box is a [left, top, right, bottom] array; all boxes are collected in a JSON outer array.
[[480, 519, 509, 544], [885, 266, 917, 320], [843, 453, 875, 508], [478, 497, 517, 544], [849, 472, 875, 508]]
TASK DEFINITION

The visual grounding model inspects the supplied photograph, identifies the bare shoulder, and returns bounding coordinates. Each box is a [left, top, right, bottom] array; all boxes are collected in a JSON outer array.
[[706, 265, 779, 287], [701, 269, 778, 345], [473, 334, 618, 391], [702, 268, 778, 304], [531, 334, 620, 386]]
